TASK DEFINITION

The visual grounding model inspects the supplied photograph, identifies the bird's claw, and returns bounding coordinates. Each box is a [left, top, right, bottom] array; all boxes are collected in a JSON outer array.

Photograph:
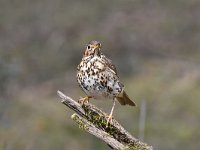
[[106, 114, 113, 127], [78, 96, 91, 105]]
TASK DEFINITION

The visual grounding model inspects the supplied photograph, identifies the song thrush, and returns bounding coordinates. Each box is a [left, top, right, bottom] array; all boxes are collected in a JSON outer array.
[[77, 40, 136, 126]]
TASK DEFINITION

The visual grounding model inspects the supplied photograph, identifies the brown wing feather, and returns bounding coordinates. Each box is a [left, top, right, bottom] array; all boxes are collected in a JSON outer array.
[[117, 91, 136, 106], [101, 54, 118, 76]]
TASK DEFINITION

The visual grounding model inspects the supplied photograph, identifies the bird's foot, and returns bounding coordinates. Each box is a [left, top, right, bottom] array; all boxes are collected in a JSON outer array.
[[105, 114, 113, 127], [78, 96, 91, 105]]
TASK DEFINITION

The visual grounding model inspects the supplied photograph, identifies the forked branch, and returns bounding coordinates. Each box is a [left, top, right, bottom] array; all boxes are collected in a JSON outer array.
[[57, 90, 153, 150]]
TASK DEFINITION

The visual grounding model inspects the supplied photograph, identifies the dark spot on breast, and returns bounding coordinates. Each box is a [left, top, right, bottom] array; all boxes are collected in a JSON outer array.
[[100, 81, 104, 86], [108, 86, 113, 93], [105, 80, 107, 85]]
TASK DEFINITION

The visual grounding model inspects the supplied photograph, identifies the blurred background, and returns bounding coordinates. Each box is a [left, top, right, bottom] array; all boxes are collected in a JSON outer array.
[[0, 0, 200, 149]]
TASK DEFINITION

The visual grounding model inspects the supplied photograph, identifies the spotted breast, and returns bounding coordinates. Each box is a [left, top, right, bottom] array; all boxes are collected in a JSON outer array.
[[77, 40, 136, 125]]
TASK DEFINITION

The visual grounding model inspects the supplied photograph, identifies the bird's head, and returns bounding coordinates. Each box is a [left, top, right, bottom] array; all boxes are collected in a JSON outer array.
[[83, 40, 102, 57]]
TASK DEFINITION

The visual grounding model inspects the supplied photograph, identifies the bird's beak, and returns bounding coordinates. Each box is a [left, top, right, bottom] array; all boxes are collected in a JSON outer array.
[[94, 45, 101, 56], [94, 43, 101, 50], [94, 45, 100, 50]]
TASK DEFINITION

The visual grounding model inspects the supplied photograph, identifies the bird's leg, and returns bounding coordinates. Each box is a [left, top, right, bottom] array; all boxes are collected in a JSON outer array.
[[78, 96, 92, 105], [106, 98, 116, 127]]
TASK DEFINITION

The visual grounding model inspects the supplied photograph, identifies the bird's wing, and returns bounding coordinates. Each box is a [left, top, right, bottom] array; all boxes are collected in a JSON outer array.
[[101, 54, 118, 76]]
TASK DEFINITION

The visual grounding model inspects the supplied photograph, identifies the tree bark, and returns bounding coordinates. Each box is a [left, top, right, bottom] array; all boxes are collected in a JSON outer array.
[[57, 90, 153, 150]]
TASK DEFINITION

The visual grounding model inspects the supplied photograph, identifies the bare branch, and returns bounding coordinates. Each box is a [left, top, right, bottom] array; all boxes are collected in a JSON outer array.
[[57, 90, 153, 150], [71, 113, 125, 149]]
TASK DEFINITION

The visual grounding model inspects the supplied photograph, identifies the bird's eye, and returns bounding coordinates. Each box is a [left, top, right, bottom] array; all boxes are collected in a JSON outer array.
[[87, 45, 91, 49]]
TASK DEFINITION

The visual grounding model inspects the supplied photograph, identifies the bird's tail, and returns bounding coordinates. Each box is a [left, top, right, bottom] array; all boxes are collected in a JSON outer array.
[[116, 91, 136, 106]]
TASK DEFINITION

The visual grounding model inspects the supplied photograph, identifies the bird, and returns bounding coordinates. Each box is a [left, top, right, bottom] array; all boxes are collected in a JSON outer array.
[[77, 40, 136, 126]]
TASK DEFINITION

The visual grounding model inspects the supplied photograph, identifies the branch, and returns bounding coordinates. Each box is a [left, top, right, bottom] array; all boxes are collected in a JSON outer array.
[[57, 90, 153, 150]]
